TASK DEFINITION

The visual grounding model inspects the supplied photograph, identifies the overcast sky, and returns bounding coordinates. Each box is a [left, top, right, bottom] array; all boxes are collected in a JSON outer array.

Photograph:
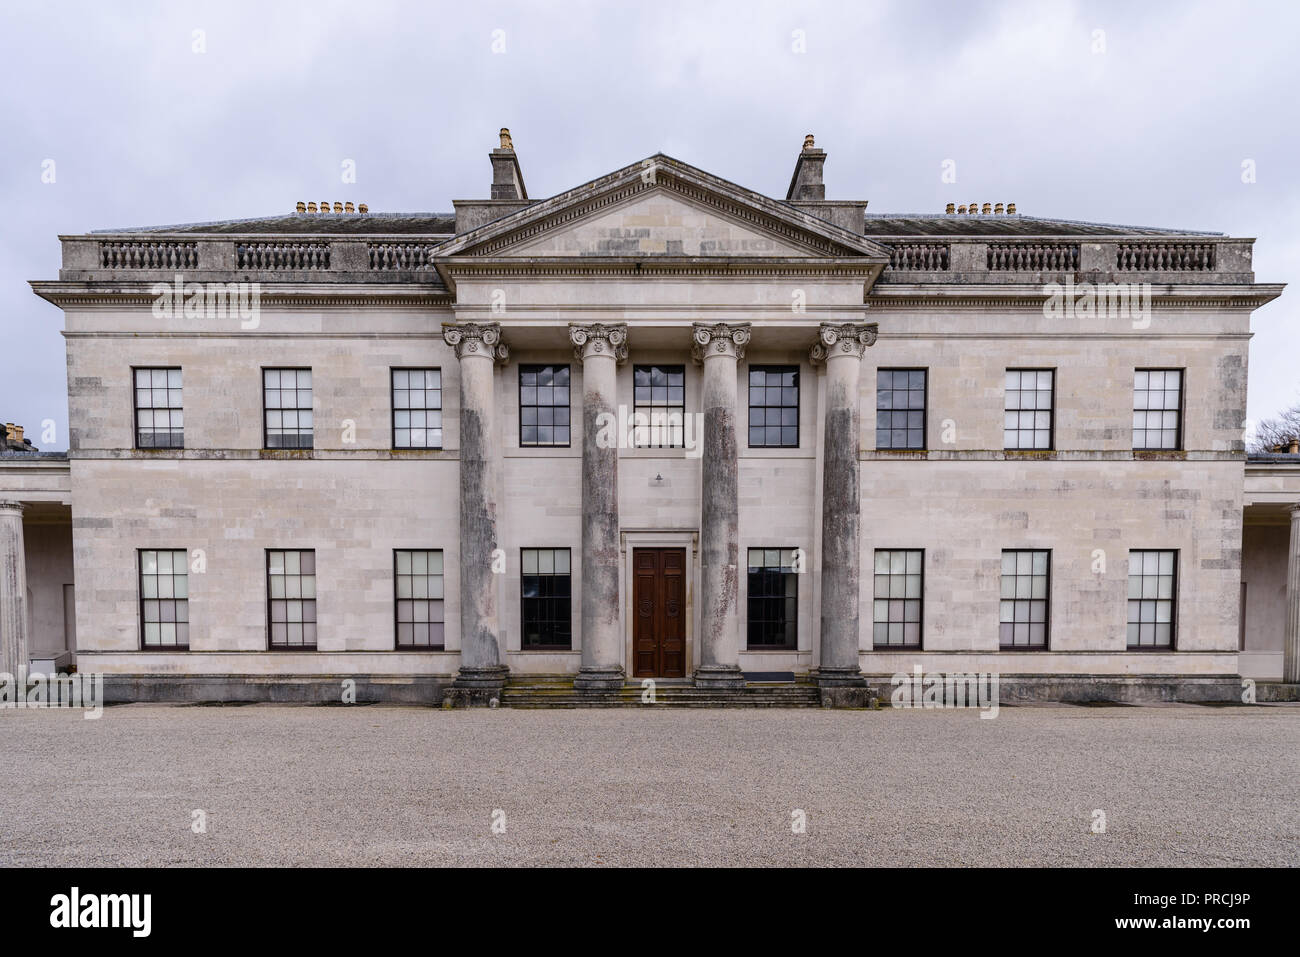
[[2, 0, 1295, 450]]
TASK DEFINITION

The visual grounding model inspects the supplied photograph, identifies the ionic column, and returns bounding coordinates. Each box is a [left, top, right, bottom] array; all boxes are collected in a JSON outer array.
[[570, 323, 628, 691], [1285, 505, 1300, 683], [692, 322, 750, 689], [443, 322, 510, 698], [809, 322, 877, 688], [0, 501, 28, 678]]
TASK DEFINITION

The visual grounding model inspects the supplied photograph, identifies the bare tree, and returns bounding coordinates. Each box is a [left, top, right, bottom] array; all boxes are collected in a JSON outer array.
[[1250, 401, 1300, 453]]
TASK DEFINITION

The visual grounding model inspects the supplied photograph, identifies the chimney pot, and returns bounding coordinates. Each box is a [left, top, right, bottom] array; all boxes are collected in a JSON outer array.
[[1007, 202, 1017, 214], [945, 203, 955, 214], [358, 203, 368, 214], [307, 202, 317, 213], [981, 202, 992, 215], [344, 201, 355, 213], [320, 200, 330, 213], [1290, 438, 1299, 454], [803, 134, 815, 151], [968, 203, 977, 214], [499, 128, 513, 150], [332, 202, 342, 213], [295, 201, 306, 213], [957, 205, 967, 214], [994, 202, 1004, 214]]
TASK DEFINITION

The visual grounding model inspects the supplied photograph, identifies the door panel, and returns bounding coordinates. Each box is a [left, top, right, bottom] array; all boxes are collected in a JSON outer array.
[[631, 548, 687, 678]]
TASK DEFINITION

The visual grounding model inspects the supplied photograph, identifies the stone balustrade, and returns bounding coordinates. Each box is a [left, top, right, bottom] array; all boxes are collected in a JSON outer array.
[[58, 234, 1258, 286]]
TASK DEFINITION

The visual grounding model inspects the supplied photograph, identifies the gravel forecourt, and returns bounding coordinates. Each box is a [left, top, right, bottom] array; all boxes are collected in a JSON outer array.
[[1, 703, 1296, 867]]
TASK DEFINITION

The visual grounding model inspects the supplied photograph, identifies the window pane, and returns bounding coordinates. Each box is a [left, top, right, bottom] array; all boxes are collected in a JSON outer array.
[[999, 550, 1049, 649], [875, 370, 926, 450]]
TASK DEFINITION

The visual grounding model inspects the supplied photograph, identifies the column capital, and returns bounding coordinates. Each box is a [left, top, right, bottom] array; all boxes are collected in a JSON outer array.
[[691, 322, 751, 363], [442, 322, 510, 364], [809, 321, 878, 366], [1289, 503, 1300, 517], [0, 501, 25, 515], [568, 322, 628, 365]]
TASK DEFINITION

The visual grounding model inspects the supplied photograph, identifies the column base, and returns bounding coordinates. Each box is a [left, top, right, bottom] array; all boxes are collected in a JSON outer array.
[[693, 664, 746, 690], [446, 665, 509, 707], [811, 666, 867, 689], [573, 667, 626, 692]]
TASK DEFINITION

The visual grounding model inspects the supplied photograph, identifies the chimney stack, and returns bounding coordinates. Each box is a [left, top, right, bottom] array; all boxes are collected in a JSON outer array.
[[490, 127, 528, 200], [785, 133, 826, 201]]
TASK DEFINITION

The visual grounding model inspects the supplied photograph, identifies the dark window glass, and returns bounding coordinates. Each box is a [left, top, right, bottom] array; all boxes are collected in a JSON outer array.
[[632, 365, 685, 448], [746, 548, 798, 649], [519, 365, 570, 447], [134, 368, 183, 449], [747, 366, 799, 448], [264, 368, 313, 449], [521, 548, 571, 649], [267, 549, 317, 648], [139, 549, 189, 648], [1127, 550, 1177, 649], [875, 369, 926, 450], [1004, 369, 1054, 450], [393, 369, 442, 449], [872, 549, 923, 648], [395, 549, 444, 648], [1133, 369, 1182, 450], [999, 549, 1049, 648]]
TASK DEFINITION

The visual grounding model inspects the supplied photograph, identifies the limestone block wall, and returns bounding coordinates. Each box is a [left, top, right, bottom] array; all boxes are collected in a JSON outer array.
[[23, 521, 74, 657], [1240, 523, 1286, 679]]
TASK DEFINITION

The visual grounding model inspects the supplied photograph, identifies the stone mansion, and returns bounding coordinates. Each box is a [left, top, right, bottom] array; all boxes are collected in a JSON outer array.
[[2, 131, 1296, 705]]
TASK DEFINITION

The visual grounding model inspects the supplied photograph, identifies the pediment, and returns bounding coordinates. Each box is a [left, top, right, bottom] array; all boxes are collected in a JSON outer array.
[[433, 154, 893, 264], [502, 188, 814, 258]]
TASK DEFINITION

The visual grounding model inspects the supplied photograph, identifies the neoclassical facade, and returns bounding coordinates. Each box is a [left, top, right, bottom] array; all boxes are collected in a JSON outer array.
[[3, 133, 1297, 704]]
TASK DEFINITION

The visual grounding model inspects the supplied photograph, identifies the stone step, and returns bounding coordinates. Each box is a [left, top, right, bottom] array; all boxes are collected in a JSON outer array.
[[500, 683, 823, 708]]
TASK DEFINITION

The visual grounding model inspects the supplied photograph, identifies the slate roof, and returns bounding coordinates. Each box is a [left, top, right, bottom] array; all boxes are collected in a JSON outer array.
[[92, 208, 1221, 240], [94, 213, 457, 235], [861, 214, 1221, 238]]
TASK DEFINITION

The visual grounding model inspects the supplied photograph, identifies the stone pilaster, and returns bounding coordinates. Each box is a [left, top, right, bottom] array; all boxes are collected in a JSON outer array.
[[0, 501, 28, 678], [691, 322, 750, 689], [570, 323, 628, 691], [809, 322, 878, 690], [1286, 505, 1300, 684], [442, 322, 510, 701]]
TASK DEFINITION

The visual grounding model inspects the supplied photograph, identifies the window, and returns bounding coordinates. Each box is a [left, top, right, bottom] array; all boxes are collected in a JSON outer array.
[[1004, 369, 1054, 450], [1128, 550, 1177, 649], [134, 368, 183, 449], [521, 548, 571, 649], [632, 365, 685, 448], [872, 549, 923, 648], [519, 365, 570, 447], [263, 369, 313, 449], [875, 369, 926, 450], [746, 548, 798, 649], [1133, 369, 1183, 450], [139, 549, 188, 648], [748, 366, 799, 448], [267, 549, 316, 649], [999, 549, 1049, 648], [392, 369, 442, 449], [394, 550, 444, 649]]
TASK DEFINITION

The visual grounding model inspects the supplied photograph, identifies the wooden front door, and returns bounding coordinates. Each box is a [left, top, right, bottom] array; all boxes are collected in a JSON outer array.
[[632, 548, 686, 678]]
